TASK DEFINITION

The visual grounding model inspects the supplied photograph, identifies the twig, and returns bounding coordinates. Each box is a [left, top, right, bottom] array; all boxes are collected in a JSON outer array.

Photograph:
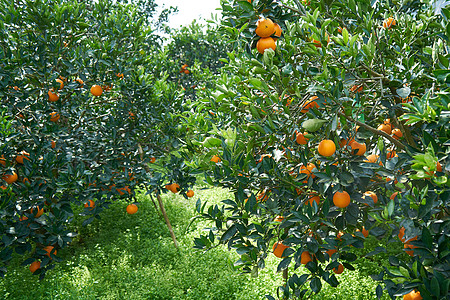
[[156, 192, 178, 249]]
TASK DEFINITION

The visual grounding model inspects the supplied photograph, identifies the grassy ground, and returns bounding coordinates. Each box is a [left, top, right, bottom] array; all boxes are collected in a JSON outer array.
[[0, 185, 402, 299]]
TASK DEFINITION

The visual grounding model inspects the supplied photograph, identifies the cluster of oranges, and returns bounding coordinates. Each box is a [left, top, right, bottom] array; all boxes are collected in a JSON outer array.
[[180, 64, 189, 74], [254, 18, 282, 54]]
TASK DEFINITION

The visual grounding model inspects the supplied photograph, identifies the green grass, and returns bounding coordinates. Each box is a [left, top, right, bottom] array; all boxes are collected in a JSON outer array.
[[0, 186, 400, 299]]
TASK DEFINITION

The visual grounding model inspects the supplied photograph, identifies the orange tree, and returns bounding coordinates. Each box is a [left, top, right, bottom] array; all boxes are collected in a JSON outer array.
[[191, 0, 449, 299], [0, 0, 196, 279]]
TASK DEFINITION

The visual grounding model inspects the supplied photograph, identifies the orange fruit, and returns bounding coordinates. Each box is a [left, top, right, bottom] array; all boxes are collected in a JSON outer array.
[[387, 149, 397, 159], [301, 96, 319, 113], [116, 73, 124, 78], [363, 191, 378, 205], [84, 199, 95, 209], [256, 37, 276, 54], [126, 203, 138, 214], [44, 246, 57, 258], [2, 171, 18, 184], [31, 206, 44, 218], [51, 140, 56, 149], [404, 242, 416, 256], [312, 34, 330, 48], [392, 128, 403, 139], [211, 155, 221, 163], [300, 251, 312, 264], [150, 157, 156, 163], [184, 69, 190, 74], [50, 112, 60, 122], [274, 215, 284, 222], [16, 151, 30, 164], [129, 112, 136, 119], [365, 154, 380, 164], [333, 264, 344, 274], [383, 17, 396, 29], [299, 163, 316, 178], [55, 78, 64, 90], [356, 227, 369, 238], [90, 85, 103, 96], [307, 195, 320, 206], [326, 248, 337, 257], [390, 192, 399, 201], [48, 90, 59, 102], [255, 18, 275, 38], [75, 78, 84, 86], [273, 241, 289, 258], [350, 85, 363, 93], [186, 190, 194, 197], [377, 123, 392, 135], [398, 226, 406, 242], [117, 186, 131, 195], [273, 23, 282, 37], [296, 132, 309, 145], [436, 161, 443, 172], [403, 290, 422, 300], [349, 140, 366, 156], [0, 155, 5, 167], [165, 183, 180, 193], [318, 139, 336, 157], [333, 191, 351, 208], [0, 185, 7, 190], [29, 261, 41, 273]]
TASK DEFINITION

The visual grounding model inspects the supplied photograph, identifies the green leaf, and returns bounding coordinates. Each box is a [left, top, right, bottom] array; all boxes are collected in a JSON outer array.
[[310, 277, 322, 293], [203, 137, 222, 148], [302, 119, 327, 132], [431, 277, 440, 296]]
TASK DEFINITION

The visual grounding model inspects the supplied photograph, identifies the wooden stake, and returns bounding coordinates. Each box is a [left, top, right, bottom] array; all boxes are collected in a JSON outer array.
[[156, 192, 178, 249]]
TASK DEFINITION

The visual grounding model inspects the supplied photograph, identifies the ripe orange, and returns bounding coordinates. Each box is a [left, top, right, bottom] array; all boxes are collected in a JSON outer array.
[[387, 149, 397, 159], [274, 215, 284, 222], [356, 227, 369, 238], [349, 140, 366, 156], [256, 37, 276, 54], [0, 185, 7, 190], [307, 195, 320, 206], [31, 206, 44, 218], [150, 157, 156, 163], [299, 163, 316, 178], [333, 191, 351, 208], [51, 140, 56, 149], [184, 69, 190, 74], [326, 248, 337, 257], [365, 154, 380, 164], [398, 226, 406, 242], [273, 241, 289, 258], [165, 183, 180, 193], [333, 264, 344, 274], [390, 192, 399, 201], [301, 96, 319, 113], [403, 290, 422, 300], [392, 128, 403, 139], [55, 78, 64, 90], [436, 161, 443, 172], [255, 18, 275, 38], [0, 155, 5, 167], [16, 151, 30, 164], [273, 23, 282, 37], [318, 139, 336, 157], [75, 78, 84, 86], [117, 186, 131, 195], [296, 132, 309, 145], [49, 112, 60, 122], [48, 90, 59, 102], [116, 73, 124, 79], [350, 85, 363, 93], [312, 34, 330, 48], [404, 242, 416, 256], [377, 123, 392, 135], [363, 191, 378, 205], [126, 203, 138, 214], [29, 261, 41, 273], [300, 251, 312, 264], [44, 246, 57, 258], [383, 17, 396, 29], [90, 85, 103, 96], [186, 190, 194, 197], [211, 155, 221, 163], [2, 171, 18, 184], [84, 199, 95, 209]]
